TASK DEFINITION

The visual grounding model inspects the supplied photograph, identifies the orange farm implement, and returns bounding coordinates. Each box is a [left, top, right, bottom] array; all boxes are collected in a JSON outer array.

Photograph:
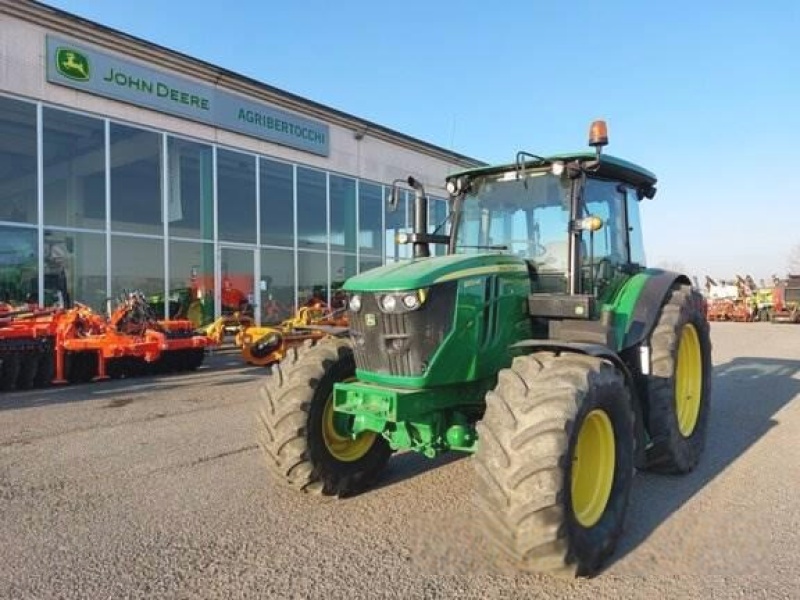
[[0, 291, 213, 392]]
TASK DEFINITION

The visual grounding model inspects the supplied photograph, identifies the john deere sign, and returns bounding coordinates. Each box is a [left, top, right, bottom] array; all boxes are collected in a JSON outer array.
[[55, 47, 91, 81], [46, 35, 329, 156]]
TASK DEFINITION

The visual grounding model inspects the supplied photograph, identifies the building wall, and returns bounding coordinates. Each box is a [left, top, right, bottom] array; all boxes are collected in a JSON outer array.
[[0, 15, 464, 195], [0, 11, 474, 325]]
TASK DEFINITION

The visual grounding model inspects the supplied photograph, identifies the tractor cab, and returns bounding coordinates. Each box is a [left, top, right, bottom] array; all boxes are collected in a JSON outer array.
[[444, 122, 657, 311]]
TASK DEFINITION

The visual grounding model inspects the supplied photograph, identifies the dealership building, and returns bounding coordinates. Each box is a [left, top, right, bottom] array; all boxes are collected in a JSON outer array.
[[0, 1, 481, 325]]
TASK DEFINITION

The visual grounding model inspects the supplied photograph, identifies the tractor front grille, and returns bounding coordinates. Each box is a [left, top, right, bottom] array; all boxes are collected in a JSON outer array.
[[348, 282, 457, 378]]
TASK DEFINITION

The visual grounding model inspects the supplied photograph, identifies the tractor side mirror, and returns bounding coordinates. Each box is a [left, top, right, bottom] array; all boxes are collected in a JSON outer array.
[[637, 185, 657, 200]]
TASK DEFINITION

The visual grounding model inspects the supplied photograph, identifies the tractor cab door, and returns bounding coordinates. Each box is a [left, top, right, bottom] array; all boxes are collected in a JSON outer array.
[[580, 179, 645, 301]]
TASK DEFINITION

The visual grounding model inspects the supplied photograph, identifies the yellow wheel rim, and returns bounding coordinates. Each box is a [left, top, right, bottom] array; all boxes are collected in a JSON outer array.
[[321, 391, 376, 463], [571, 409, 616, 528], [675, 323, 702, 437]]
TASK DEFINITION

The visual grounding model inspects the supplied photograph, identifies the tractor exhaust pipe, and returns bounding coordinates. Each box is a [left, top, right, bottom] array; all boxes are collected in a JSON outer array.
[[407, 176, 430, 259], [388, 176, 433, 259]]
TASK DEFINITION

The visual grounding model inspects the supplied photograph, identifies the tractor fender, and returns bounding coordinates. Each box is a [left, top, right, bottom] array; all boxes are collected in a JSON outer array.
[[509, 339, 647, 468], [621, 270, 693, 350]]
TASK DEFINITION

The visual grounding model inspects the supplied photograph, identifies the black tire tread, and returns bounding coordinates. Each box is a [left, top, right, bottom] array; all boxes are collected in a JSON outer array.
[[255, 337, 389, 497], [474, 351, 633, 577], [645, 283, 712, 474]]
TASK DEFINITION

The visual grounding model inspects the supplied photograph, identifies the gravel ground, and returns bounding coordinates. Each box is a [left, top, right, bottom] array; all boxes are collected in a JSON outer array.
[[0, 322, 798, 599]]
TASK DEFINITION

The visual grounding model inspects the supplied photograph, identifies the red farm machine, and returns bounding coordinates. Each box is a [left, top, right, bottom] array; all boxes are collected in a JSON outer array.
[[702, 273, 800, 324], [0, 291, 213, 392], [703, 276, 754, 322], [771, 275, 800, 323]]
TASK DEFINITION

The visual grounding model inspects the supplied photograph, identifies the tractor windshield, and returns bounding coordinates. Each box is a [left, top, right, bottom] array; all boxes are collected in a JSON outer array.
[[454, 170, 572, 273]]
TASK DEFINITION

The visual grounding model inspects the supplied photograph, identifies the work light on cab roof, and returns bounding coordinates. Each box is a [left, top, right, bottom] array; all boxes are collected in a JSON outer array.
[[589, 119, 609, 147]]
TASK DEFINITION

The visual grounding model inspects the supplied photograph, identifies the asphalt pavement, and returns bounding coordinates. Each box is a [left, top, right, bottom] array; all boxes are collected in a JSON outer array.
[[1, 324, 798, 599]]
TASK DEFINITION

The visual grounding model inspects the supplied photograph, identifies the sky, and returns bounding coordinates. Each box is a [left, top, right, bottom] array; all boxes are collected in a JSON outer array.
[[42, 0, 800, 283]]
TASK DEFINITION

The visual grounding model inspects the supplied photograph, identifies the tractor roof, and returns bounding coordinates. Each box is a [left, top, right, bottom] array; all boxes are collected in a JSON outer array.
[[448, 152, 657, 189]]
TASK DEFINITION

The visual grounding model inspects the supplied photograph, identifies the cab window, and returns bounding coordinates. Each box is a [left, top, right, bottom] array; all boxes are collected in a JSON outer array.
[[581, 178, 629, 295], [625, 187, 646, 266], [582, 178, 628, 265]]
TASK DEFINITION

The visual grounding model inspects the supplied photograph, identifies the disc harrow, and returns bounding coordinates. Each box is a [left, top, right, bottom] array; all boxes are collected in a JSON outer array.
[[0, 291, 214, 393]]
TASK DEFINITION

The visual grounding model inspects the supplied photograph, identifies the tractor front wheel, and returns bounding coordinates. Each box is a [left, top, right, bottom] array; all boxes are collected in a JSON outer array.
[[473, 352, 635, 577], [255, 338, 391, 497]]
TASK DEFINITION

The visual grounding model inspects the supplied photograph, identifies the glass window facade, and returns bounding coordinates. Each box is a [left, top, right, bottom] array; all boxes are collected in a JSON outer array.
[[0, 93, 463, 323], [261, 247, 294, 324], [219, 246, 255, 315], [110, 235, 164, 302], [110, 123, 163, 236], [0, 97, 37, 225], [167, 137, 213, 241], [329, 175, 357, 253], [386, 189, 410, 261], [169, 239, 214, 326], [296, 167, 326, 250], [331, 253, 357, 310], [217, 148, 256, 244], [260, 158, 294, 248], [297, 250, 327, 307], [44, 229, 106, 312], [43, 108, 105, 229], [0, 225, 37, 305], [359, 182, 383, 259]]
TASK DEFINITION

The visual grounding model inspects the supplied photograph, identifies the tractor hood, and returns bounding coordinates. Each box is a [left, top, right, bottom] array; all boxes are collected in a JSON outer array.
[[343, 253, 528, 292]]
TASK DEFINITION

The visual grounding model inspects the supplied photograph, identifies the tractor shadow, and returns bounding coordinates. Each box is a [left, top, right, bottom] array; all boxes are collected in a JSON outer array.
[[372, 450, 467, 492], [609, 356, 800, 569]]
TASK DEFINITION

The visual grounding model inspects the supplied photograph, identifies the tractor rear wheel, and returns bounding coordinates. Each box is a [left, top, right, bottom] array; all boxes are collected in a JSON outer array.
[[473, 352, 635, 577], [255, 338, 391, 497], [644, 283, 712, 474]]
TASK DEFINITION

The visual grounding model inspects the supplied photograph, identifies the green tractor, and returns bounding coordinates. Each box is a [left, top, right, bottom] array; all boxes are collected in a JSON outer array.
[[256, 121, 712, 576]]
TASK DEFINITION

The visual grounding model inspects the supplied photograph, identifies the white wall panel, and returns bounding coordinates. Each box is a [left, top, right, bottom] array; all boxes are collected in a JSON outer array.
[[0, 15, 470, 194]]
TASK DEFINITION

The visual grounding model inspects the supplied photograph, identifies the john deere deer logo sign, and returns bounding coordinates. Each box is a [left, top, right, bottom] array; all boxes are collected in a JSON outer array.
[[45, 35, 330, 156], [55, 48, 90, 81]]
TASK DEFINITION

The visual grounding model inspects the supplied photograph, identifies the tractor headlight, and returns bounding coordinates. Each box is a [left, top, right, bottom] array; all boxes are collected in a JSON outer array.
[[377, 289, 427, 313], [381, 294, 397, 312], [349, 294, 362, 313], [402, 293, 420, 310]]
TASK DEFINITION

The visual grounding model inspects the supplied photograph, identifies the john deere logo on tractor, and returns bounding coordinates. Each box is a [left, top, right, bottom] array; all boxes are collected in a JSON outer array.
[[56, 48, 90, 82]]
